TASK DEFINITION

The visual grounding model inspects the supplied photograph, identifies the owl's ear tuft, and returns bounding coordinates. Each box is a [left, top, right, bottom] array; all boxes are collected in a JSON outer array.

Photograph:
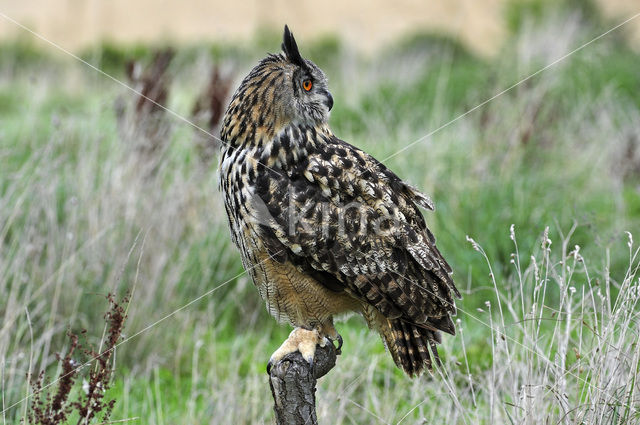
[[282, 25, 306, 68]]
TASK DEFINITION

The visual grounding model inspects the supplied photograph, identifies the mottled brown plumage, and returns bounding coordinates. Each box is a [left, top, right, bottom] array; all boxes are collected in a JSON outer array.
[[218, 25, 460, 376]]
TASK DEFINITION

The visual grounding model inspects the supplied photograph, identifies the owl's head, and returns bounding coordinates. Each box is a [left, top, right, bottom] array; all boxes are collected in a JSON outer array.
[[278, 25, 334, 125], [222, 25, 334, 144]]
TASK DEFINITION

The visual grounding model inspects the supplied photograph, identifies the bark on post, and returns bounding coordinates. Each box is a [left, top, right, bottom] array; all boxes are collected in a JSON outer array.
[[268, 342, 337, 425]]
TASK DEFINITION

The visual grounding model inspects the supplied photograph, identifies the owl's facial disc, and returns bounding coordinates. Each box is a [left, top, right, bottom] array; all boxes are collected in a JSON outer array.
[[282, 25, 333, 124]]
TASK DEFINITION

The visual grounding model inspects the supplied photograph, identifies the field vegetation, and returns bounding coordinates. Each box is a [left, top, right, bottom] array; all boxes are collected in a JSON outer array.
[[1, 1, 639, 423]]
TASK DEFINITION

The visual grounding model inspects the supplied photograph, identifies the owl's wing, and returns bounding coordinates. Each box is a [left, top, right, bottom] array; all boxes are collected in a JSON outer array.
[[251, 135, 459, 329]]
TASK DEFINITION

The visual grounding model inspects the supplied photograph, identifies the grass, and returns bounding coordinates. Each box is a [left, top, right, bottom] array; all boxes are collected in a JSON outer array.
[[1, 1, 640, 423]]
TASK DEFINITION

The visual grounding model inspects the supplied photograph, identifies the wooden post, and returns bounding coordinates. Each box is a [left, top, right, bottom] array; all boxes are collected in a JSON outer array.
[[268, 342, 337, 425]]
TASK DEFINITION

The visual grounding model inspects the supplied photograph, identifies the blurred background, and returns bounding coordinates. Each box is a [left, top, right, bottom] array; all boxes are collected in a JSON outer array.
[[2, 0, 640, 55], [1, 0, 640, 424]]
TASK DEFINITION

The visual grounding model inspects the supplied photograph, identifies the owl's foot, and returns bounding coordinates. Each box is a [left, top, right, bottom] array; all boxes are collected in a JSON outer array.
[[331, 333, 343, 355], [267, 327, 328, 374], [319, 321, 343, 355]]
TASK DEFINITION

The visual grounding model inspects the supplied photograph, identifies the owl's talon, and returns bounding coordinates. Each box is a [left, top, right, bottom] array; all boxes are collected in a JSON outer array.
[[268, 327, 323, 373], [334, 334, 343, 355], [304, 355, 314, 368], [326, 333, 343, 355]]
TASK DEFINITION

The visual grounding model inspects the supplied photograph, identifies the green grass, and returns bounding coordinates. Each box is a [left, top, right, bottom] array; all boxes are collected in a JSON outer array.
[[1, 2, 640, 424]]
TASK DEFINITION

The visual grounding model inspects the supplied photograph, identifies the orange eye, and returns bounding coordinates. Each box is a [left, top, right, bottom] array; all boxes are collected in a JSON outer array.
[[302, 79, 313, 91]]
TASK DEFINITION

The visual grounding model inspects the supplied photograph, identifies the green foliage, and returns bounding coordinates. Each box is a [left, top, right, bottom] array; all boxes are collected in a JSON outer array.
[[0, 37, 52, 70], [505, 0, 601, 34], [2, 5, 640, 423], [79, 41, 154, 76], [392, 31, 474, 62]]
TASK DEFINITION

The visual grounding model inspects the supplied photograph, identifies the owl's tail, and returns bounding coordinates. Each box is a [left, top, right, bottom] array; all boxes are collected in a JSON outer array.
[[362, 304, 454, 377], [383, 319, 443, 377]]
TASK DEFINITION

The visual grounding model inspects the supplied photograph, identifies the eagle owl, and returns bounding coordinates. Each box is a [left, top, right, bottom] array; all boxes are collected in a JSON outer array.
[[219, 25, 460, 376]]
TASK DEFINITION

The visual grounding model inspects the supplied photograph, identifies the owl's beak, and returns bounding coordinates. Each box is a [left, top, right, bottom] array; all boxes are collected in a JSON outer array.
[[324, 91, 334, 111]]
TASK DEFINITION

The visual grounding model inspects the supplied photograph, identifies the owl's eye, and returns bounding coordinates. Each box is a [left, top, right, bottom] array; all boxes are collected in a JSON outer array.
[[302, 79, 313, 91]]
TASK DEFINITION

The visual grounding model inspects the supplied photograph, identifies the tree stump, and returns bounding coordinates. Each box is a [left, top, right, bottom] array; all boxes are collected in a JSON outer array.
[[268, 342, 337, 425]]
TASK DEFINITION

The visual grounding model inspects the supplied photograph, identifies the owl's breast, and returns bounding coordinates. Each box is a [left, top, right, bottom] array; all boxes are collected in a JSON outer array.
[[252, 252, 362, 326]]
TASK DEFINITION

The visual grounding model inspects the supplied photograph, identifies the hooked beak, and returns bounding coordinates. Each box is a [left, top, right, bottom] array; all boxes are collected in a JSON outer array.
[[324, 91, 334, 111]]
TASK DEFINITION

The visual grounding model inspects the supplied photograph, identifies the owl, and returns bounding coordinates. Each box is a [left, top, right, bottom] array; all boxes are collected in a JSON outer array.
[[218, 25, 460, 376]]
